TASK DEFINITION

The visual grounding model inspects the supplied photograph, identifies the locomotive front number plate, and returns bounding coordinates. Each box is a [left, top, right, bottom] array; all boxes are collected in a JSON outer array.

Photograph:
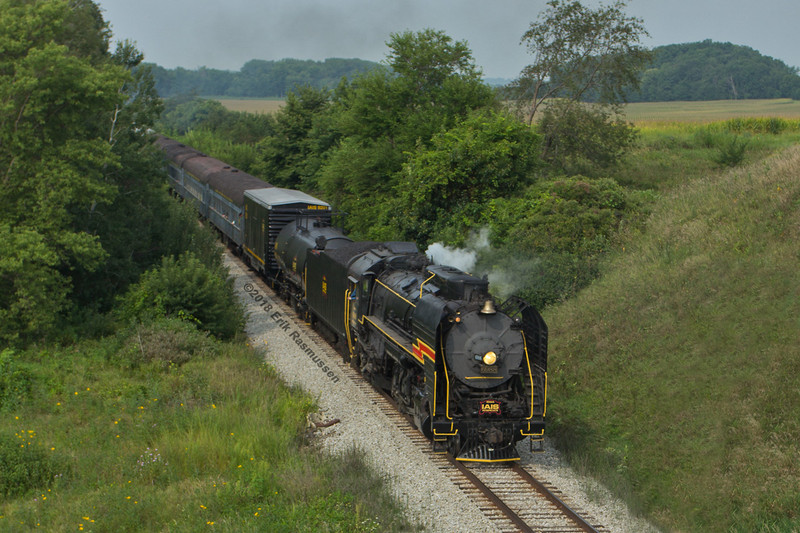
[[479, 399, 501, 415]]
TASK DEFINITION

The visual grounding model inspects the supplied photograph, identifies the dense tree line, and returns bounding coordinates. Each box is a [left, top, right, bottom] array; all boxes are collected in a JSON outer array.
[[152, 41, 800, 103], [1, 0, 242, 345], [631, 40, 800, 101], [149, 58, 380, 98]]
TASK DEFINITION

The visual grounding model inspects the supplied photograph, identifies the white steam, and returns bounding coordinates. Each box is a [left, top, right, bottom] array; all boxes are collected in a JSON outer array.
[[425, 228, 491, 273], [425, 227, 536, 300]]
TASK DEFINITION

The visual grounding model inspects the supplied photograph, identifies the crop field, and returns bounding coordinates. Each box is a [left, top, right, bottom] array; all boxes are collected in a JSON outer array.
[[622, 98, 800, 123], [214, 98, 286, 114], [214, 97, 800, 121]]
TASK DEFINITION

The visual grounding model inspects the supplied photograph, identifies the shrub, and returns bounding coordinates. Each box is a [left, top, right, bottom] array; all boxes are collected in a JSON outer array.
[[537, 100, 637, 175], [115, 318, 220, 369], [117, 252, 244, 339], [397, 109, 542, 245], [483, 176, 654, 308], [713, 134, 749, 168]]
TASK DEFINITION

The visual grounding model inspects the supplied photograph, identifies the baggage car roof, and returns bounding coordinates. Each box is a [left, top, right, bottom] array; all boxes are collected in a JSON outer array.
[[206, 170, 272, 206], [245, 187, 330, 209]]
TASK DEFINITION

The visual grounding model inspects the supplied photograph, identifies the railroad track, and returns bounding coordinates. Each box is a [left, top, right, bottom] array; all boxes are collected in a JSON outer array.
[[229, 250, 606, 533], [450, 461, 606, 533]]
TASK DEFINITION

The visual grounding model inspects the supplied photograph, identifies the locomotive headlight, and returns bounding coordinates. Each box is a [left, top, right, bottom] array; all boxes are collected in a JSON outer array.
[[482, 351, 498, 365]]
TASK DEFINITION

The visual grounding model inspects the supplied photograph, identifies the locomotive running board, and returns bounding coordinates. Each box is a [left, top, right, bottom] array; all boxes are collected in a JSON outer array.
[[457, 444, 520, 462]]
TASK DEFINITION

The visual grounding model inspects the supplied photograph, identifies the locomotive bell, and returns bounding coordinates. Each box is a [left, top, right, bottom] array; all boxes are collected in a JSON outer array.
[[479, 299, 497, 315]]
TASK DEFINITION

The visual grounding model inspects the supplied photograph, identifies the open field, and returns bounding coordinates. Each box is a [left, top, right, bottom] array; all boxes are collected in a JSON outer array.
[[213, 97, 800, 122], [622, 98, 800, 123], [213, 98, 285, 114]]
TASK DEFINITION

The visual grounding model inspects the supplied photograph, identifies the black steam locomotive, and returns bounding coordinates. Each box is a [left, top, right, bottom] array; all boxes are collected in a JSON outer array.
[[157, 136, 548, 462]]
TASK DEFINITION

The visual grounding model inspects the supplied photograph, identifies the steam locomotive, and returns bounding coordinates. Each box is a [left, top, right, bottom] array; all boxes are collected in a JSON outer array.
[[157, 136, 548, 462]]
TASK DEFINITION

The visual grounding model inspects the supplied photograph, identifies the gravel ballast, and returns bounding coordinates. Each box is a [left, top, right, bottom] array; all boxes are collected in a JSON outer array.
[[226, 254, 660, 532]]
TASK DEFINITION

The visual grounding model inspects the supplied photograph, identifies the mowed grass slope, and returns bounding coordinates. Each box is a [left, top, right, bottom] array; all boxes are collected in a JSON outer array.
[[545, 145, 800, 531]]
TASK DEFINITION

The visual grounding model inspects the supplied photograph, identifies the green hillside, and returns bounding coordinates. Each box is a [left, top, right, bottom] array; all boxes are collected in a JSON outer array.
[[545, 145, 800, 531], [632, 41, 800, 101]]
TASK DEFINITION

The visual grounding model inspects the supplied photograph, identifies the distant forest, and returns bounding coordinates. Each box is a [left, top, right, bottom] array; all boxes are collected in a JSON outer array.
[[631, 41, 800, 101], [148, 58, 379, 98], [149, 41, 800, 101]]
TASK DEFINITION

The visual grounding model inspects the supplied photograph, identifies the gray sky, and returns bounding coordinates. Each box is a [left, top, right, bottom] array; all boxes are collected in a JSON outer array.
[[95, 0, 800, 80]]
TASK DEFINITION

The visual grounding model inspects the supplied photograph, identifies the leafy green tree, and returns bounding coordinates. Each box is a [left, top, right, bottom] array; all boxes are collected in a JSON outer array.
[[150, 58, 379, 98], [537, 99, 637, 174], [484, 176, 651, 307], [398, 109, 542, 244], [252, 85, 332, 190], [508, 0, 652, 124], [317, 29, 496, 239], [504, 1, 649, 174], [631, 41, 800, 102], [158, 96, 275, 156], [159, 97, 231, 135], [0, 0, 128, 342], [0, 0, 226, 344]]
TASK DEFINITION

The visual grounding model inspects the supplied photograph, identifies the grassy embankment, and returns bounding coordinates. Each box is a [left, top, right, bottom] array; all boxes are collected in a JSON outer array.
[[545, 115, 800, 531], [0, 320, 416, 532]]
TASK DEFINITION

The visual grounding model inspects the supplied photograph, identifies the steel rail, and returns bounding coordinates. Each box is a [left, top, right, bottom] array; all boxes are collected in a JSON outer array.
[[447, 455, 535, 533], [511, 463, 601, 533]]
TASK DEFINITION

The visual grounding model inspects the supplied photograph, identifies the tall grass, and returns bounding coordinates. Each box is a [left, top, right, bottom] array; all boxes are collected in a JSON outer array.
[[545, 145, 800, 531], [617, 119, 800, 191], [0, 321, 416, 532]]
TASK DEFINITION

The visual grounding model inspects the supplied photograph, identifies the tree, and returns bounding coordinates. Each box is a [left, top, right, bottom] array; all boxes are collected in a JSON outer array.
[[508, 0, 652, 124], [317, 29, 496, 240], [252, 86, 332, 191], [0, 0, 127, 342], [398, 109, 542, 245], [0, 0, 197, 343], [630, 41, 800, 102], [537, 99, 637, 174], [484, 176, 649, 308]]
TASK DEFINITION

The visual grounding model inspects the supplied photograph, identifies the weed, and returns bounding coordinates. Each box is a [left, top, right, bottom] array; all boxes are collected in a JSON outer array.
[[0, 349, 32, 412], [0, 432, 66, 498], [713, 134, 749, 167]]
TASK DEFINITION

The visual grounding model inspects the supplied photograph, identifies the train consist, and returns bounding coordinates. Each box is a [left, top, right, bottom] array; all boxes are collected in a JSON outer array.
[[157, 136, 548, 462]]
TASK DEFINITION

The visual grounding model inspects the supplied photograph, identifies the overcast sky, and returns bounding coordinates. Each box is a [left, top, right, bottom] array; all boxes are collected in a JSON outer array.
[[94, 0, 800, 80]]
